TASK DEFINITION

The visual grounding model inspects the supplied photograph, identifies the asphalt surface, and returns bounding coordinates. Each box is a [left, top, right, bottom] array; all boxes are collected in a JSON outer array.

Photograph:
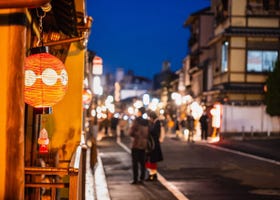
[[97, 136, 179, 200], [159, 136, 280, 200], [95, 134, 280, 200], [211, 137, 280, 162]]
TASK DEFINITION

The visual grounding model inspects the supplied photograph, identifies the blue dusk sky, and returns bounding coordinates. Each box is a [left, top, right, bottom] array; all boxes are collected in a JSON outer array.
[[86, 0, 210, 79]]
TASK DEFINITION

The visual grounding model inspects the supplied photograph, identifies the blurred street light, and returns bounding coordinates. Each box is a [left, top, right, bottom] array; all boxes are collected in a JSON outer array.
[[143, 93, 150, 106]]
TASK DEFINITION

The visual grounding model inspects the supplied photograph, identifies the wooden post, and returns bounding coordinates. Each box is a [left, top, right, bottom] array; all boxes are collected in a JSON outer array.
[[0, 8, 26, 199]]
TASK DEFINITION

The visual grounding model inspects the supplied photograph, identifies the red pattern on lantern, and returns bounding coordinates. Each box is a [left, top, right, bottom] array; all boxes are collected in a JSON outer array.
[[24, 52, 68, 108]]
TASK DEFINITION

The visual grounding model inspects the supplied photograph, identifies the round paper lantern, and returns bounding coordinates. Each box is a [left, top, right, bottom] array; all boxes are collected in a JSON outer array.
[[83, 89, 92, 109], [24, 47, 68, 108]]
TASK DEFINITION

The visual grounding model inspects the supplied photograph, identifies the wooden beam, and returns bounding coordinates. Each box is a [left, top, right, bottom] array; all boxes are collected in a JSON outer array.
[[0, 0, 50, 8], [0, 8, 26, 199]]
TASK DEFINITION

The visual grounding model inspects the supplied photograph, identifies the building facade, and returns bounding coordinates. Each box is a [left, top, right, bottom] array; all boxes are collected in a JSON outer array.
[[0, 0, 92, 199], [207, 0, 280, 106], [185, 0, 280, 135]]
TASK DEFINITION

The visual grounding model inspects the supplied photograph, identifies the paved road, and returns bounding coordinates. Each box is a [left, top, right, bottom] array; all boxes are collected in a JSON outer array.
[[97, 135, 280, 200], [211, 138, 280, 162], [98, 137, 178, 200], [158, 136, 280, 200]]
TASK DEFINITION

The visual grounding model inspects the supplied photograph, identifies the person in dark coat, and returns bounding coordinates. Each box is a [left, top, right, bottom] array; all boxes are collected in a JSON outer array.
[[187, 113, 195, 142], [102, 117, 110, 135], [128, 107, 149, 184], [110, 116, 119, 136], [199, 112, 209, 140], [146, 111, 163, 181]]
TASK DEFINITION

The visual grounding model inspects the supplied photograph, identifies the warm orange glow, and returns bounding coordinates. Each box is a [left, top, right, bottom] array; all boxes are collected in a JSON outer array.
[[210, 104, 221, 128], [24, 52, 68, 108], [83, 89, 92, 106], [208, 135, 220, 143]]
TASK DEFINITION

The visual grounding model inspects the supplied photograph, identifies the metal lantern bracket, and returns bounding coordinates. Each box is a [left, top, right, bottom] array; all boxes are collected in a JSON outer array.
[[36, 8, 46, 47]]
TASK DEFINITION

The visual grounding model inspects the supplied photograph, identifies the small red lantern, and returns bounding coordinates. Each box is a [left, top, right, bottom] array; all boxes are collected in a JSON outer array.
[[24, 47, 68, 108], [83, 88, 92, 109]]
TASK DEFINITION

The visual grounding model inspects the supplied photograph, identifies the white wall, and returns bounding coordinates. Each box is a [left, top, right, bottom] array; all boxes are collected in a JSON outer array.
[[221, 105, 280, 134]]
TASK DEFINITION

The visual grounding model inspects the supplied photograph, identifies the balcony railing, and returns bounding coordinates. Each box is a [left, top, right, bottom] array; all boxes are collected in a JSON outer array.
[[246, 4, 280, 16], [25, 144, 87, 200]]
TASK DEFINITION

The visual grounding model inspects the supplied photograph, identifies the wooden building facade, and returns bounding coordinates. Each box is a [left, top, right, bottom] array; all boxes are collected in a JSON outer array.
[[0, 0, 92, 199]]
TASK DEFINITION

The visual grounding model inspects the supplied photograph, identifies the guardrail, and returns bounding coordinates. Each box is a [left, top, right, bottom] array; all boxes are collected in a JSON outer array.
[[25, 144, 87, 200]]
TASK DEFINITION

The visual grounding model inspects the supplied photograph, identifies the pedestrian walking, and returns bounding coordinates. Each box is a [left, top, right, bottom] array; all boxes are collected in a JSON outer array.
[[102, 117, 110, 135], [128, 107, 149, 184], [175, 118, 181, 138], [187, 113, 195, 142], [180, 117, 187, 138], [146, 111, 163, 181], [110, 116, 119, 136], [199, 112, 209, 140]]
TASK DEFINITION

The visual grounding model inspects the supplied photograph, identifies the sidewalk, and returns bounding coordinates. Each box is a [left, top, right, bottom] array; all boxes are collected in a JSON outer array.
[[92, 135, 183, 200], [85, 139, 110, 200]]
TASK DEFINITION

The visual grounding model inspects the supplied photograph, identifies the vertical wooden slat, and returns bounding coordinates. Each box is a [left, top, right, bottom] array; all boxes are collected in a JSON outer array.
[[0, 8, 26, 199], [69, 174, 78, 200]]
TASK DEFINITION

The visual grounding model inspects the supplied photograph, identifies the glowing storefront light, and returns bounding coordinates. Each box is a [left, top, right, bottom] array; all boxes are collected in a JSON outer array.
[[210, 104, 221, 128], [93, 76, 103, 95], [190, 101, 203, 120], [182, 95, 192, 104], [106, 95, 114, 103], [128, 106, 134, 115], [123, 115, 129, 120], [171, 92, 180, 100], [171, 92, 182, 106], [149, 98, 159, 111], [142, 113, 148, 119], [151, 98, 159, 104], [92, 56, 103, 75], [107, 104, 115, 113], [210, 103, 222, 140], [143, 94, 150, 106], [134, 100, 143, 109]]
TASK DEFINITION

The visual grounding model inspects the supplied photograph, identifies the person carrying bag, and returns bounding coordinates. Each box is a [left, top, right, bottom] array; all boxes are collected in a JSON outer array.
[[145, 111, 164, 181]]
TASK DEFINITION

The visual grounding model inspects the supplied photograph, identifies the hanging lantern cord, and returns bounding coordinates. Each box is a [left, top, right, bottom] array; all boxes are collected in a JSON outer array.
[[36, 8, 46, 113], [36, 9, 46, 47]]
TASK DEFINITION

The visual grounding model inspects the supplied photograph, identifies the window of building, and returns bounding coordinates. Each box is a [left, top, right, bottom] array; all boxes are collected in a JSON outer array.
[[248, 0, 264, 8], [263, 0, 280, 10], [247, 50, 278, 72], [221, 41, 229, 72], [247, 0, 280, 10]]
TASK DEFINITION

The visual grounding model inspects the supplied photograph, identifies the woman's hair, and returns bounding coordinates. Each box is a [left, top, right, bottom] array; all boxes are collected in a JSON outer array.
[[138, 107, 146, 114], [149, 111, 157, 120]]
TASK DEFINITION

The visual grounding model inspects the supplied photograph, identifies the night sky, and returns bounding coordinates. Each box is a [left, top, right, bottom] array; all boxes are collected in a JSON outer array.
[[86, 0, 210, 79]]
